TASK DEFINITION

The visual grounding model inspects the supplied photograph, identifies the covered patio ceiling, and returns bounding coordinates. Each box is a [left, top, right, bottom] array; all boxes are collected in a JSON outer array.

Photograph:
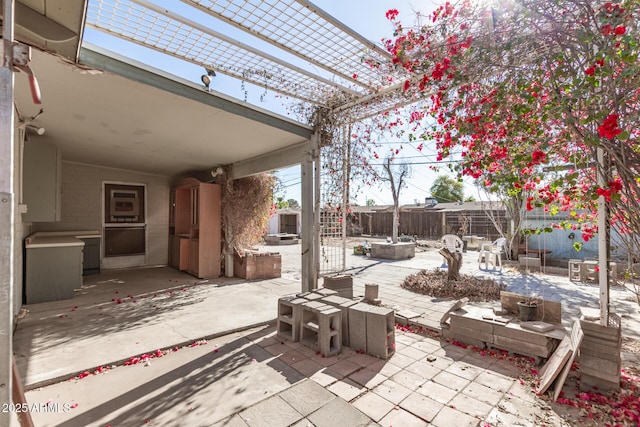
[[9, 0, 413, 178]]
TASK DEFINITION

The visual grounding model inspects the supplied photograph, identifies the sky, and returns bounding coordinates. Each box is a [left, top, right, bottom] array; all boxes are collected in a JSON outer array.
[[272, 0, 482, 206], [82, 0, 483, 206]]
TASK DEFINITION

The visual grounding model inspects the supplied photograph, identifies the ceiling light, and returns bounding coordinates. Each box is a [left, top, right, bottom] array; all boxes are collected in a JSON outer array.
[[26, 124, 45, 135]]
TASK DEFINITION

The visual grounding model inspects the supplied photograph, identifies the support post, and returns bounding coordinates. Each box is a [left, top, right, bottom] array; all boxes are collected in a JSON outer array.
[[301, 137, 315, 292], [596, 147, 610, 325], [1, 0, 16, 421], [312, 133, 320, 287]]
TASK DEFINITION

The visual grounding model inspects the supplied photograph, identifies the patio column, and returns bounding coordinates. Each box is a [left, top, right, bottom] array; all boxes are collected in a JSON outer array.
[[301, 133, 319, 292], [1, 0, 16, 420]]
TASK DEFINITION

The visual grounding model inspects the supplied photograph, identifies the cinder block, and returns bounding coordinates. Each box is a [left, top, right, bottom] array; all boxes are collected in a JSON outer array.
[[366, 306, 395, 359], [449, 333, 487, 349], [580, 373, 620, 393], [580, 316, 621, 340], [580, 355, 621, 377], [364, 284, 379, 302], [492, 335, 554, 358], [321, 295, 357, 347], [300, 304, 341, 357], [450, 314, 494, 333], [298, 292, 324, 301], [449, 324, 493, 344], [323, 275, 353, 299], [348, 303, 371, 353], [277, 297, 307, 342], [314, 288, 338, 297], [318, 307, 342, 357], [494, 324, 551, 346]]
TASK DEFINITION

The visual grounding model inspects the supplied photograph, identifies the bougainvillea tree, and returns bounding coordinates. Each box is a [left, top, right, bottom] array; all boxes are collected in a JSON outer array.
[[377, 0, 639, 257]]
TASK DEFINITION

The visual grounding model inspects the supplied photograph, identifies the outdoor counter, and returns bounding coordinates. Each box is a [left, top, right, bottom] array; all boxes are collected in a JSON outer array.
[[24, 231, 100, 304]]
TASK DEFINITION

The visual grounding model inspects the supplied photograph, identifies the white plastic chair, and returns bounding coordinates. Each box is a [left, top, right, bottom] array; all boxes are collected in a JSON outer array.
[[440, 234, 463, 265], [478, 237, 507, 270]]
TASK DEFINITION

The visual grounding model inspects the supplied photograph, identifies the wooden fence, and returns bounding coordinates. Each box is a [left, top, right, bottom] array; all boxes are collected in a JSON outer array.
[[350, 209, 508, 240]]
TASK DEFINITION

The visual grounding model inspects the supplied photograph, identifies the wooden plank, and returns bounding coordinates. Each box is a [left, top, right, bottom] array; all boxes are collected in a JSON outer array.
[[537, 334, 573, 395], [552, 320, 584, 401]]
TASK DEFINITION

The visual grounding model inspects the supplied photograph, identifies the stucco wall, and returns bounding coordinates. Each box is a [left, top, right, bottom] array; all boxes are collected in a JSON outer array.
[[32, 161, 171, 267]]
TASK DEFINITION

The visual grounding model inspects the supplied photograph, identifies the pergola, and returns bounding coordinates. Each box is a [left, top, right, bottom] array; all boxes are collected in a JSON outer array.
[[1, 0, 423, 417]]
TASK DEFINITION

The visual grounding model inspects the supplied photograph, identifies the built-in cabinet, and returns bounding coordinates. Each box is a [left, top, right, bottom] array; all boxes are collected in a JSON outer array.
[[22, 139, 62, 222], [168, 178, 221, 278]]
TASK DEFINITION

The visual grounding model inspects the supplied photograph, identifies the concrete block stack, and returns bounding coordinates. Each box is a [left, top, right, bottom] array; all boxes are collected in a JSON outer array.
[[580, 313, 621, 393], [276, 285, 395, 360]]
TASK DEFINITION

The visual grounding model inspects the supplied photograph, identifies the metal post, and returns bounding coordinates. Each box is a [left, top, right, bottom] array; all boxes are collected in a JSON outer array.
[[1, 0, 16, 420], [312, 133, 320, 287], [597, 147, 610, 325], [301, 139, 314, 292]]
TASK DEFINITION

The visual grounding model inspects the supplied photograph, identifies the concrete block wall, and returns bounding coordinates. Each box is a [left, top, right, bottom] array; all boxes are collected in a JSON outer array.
[[580, 315, 622, 392], [33, 161, 171, 267], [235, 252, 281, 280]]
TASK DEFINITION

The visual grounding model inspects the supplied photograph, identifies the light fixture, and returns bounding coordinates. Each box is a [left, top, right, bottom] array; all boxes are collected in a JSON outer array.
[[210, 167, 224, 178], [201, 67, 216, 91], [26, 124, 45, 135]]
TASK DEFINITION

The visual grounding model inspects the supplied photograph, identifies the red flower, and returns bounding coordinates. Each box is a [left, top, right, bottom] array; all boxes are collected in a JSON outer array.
[[352, 73, 357, 79], [403, 80, 410, 91], [608, 179, 623, 193], [385, 9, 399, 20], [584, 66, 595, 76], [601, 24, 612, 35], [598, 114, 622, 139], [531, 150, 547, 165], [614, 25, 626, 35]]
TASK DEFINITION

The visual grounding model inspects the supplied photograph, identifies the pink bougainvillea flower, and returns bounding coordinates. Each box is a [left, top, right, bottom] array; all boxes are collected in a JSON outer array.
[[598, 114, 622, 139], [614, 25, 626, 35], [385, 9, 399, 20]]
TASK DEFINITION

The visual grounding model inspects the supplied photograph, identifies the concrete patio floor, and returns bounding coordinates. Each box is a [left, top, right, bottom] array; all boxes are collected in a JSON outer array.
[[11, 240, 640, 426]]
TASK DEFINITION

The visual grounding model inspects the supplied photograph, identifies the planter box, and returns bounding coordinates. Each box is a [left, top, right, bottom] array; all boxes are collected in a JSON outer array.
[[234, 251, 281, 280], [370, 242, 415, 260]]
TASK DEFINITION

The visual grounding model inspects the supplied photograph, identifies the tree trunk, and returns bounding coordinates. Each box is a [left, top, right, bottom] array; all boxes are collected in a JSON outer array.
[[392, 205, 399, 244], [439, 248, 462, 281]]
